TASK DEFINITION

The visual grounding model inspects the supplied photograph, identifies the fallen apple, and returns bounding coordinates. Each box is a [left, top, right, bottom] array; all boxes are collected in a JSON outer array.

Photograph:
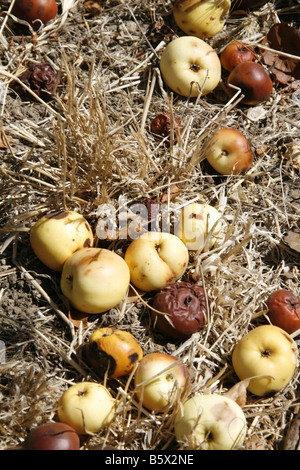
[[57, 382, 115, 435], [60, 247, 130, 314], [227, 62, 273, 105], [174, 393, 247, 450], [220, 40, 256, 72], [12, 0, 58, 29], [204, 127, 253, 175], [84, 327, 143, 378], [30, 210, 93, 271], [266, 289, 300, 335], [160, 36, 221, 98], [232, 325, 298, 396], [134, 352, 189, 412], [173, 0, 231, 39], [175, 202, 222, 250], [124, 231, 189, 292], [24, 422, 80, 450]]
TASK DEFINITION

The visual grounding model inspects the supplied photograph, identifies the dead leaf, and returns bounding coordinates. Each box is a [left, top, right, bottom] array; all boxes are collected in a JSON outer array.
[[224, 378, 250, 408], [68, 307, 89, 328], [262, 23, 300, 85], [284, 232, 300, 253], [0, 132, 13, 148], [159, 183, 182, 204]]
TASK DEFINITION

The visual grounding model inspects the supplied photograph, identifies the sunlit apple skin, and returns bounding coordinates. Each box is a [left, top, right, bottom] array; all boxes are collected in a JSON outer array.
[[205, 127, 253, 175], [60, 247, 130, 314], [174, 394, 247, 450], [175, 203, 222, 250], [84, 327, 143, 378], [12, 0, 58, 28], [266, 289, 300, 335], [220, 41, 256, 72], [134, 352, 189, 412], [30, 210, 93, 271], [124, 231, 189, 292], [227, 62, 273, 105], [57, 382, 115, 435], [232, 325, 298, 396], [24, 422, 80, 450], [160, 36, 221, 98], [173, 0, 231, 39]]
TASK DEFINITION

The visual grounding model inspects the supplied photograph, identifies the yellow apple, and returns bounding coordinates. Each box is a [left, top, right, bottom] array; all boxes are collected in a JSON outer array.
[[60, 247, 130, 314], [174, 393, 247, 450], [134, 352, 189, 412], [30, 210, 94, 271], [205, 128, 254, 175], [232, 325, 298, 396], [159, 36, 221, 98], [124, 231, 189, 292], [175, 202, 222, 251], [57, 382, 115, 435], [173, 0, 231, 39]]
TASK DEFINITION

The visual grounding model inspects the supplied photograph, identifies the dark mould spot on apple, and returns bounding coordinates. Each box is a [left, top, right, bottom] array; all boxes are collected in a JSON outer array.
[[129, 352, 139, 364], [189, 213, 203, 220], [84, 238, 92, 247]]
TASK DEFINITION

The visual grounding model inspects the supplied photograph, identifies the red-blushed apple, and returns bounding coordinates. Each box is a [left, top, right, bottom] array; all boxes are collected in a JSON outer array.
[[232, 325, 298, 396], [57, 382, 115, 435], [175, 202, 222, 250], [227, 62, 273, 105], [30, 210, 93, 271], [24, 422, 80, 450], [134, 352, 189, 412], [173, 0, 231, 39], [266, 289, 300, 335], [160, 36, 221, 98], [205, 127, 253, 175], [220, 40, 256, 72], [124, 231, 189, 292], [84, 327, 143, 379], [12, 0, 58, 28], [60, 247, 130, 314], [174, 393, 247, 450]]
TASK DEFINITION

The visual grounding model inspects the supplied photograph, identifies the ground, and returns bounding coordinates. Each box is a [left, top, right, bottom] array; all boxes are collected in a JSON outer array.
[[0, 0, 300, 451]]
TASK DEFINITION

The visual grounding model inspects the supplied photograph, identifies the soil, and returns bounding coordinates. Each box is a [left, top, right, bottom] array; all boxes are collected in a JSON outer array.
[[0, 0, 300, 451]]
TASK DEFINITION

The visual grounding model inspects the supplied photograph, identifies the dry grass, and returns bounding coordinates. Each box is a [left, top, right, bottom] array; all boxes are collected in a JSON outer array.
[[0, 0, 299, 450]]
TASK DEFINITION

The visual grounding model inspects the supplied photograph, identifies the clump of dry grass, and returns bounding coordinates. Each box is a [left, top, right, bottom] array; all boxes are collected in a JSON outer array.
[[0, 0, 299, 451]]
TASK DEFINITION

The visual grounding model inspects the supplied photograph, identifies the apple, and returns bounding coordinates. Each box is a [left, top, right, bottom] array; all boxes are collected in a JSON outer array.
[[30, 210, 94, 271], [174, 393, 247, 450], [57, 382, 115, 435], [60, 247, 130, 314], [84, 327, 143, 378], [232, 325, 298, 396], [175, 202, 222, 250], [124, 231, 189, 292], [12, 0, 58, 29], [24, 422, 80, 450], [173, 0, 231, 39], [160, 36, 221, 98], [227, 62, 273, 105], [204, 127, 253, 175], [220, 40, 256, 72], [134, 352, 189, 412], [266, 289, 300, 335]]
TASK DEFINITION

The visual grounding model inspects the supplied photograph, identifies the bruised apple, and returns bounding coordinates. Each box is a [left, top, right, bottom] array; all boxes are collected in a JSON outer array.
[[227, 62, 273, 105], [160, 36, 221, 98], [205, 127, 253, 175], [173, 0, 231, 39], [220, 40, 256, 72], [57, 382, 115, 435], [174, 394, 247, 450], [175, 202, 222, 250], [134, 352, 189, 412], [60, 247, 130, 314], [30, 210, 93, 271], [124, 231, 189, 292], [266, 289, 300, 335], [232, 325, 298, 396]]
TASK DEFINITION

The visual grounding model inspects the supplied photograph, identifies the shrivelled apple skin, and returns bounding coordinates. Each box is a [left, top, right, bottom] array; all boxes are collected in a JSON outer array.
[[174, 394, 247, 450], [160, 36, 221, 98], [266, 289, 300, 335], [173, 0, 231, 39], [30, 210, 94, 271], [205, 127, 253, 175], [60, 247, 130, 314], [232, 325, 298, 396]]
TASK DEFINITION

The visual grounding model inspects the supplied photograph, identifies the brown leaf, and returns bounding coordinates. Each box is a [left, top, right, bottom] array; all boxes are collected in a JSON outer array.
[[159, 183, 182, 204], [224, 378, 250, 408], [68, 306, 89, 328], [0, 132, 13, 148], [284, 232, 300, 253]]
